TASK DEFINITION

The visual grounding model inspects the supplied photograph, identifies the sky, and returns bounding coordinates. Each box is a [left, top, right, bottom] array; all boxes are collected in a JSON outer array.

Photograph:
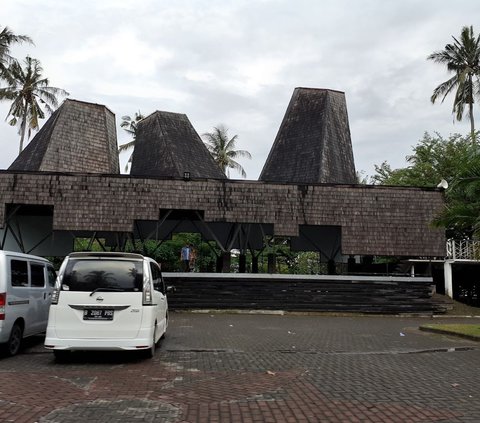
[[0, 0, 478, 181]]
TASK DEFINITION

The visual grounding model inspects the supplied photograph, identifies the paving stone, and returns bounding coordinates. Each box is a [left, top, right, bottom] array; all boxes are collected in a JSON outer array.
[[0, 313, 479, 422]]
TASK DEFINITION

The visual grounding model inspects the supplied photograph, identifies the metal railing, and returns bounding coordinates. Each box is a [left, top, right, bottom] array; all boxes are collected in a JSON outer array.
[[446, 239, 480, 261]]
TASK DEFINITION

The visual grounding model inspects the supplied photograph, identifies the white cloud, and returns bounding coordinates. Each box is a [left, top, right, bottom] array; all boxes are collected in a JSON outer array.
[[64, 32, 170, 73]]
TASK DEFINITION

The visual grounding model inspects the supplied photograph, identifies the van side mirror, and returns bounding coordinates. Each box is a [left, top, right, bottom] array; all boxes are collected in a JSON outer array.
[[166, 285, 176, 293]]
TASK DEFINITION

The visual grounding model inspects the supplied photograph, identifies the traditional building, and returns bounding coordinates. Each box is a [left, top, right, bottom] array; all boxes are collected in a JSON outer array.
[[0, 90, 445, 263]]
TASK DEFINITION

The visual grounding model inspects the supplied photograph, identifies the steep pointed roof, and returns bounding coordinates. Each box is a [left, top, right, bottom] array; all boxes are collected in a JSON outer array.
[[259, 88, 356, 184], [9, 99, 119, 174], [130, 111, 226, 179]]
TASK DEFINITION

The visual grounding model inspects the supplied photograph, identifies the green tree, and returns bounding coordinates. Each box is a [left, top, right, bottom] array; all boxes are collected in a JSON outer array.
[[118, 111, 144, 172], [433, 150, 480, 238], [356, 170, 369, 184], [372, 131, 480, 238], [428, 26, 480, 142], [0, 26, 32, 80], [0, 56, 68, 153], [371, 132, 473, 187], [202, 124, 251, 178]]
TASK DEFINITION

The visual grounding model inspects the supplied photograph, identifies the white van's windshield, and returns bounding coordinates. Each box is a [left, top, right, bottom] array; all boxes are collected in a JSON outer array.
[[62, 259, 143, 292]]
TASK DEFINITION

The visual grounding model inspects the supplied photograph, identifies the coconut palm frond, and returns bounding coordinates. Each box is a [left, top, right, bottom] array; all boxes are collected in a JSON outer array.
[[202, 125, 251, 178], [428, 26, 480, 141], [118, 140, 136, 153], [0, 26, 33, 72], [0, 55, 68, 153], [118, 111, 145, 173]]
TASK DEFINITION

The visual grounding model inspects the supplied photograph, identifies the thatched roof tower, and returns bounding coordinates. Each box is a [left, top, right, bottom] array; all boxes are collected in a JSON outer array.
[[130, 111, 226, 179], [260, 87, 356, 184], [9, 99, 119, 174]]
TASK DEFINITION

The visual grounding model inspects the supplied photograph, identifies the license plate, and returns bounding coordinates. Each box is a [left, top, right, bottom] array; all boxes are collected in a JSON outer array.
[[83, 309, 114, 320]]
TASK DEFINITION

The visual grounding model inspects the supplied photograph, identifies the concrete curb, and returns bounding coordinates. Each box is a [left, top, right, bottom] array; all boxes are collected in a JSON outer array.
[[419, 325, 480, 342]]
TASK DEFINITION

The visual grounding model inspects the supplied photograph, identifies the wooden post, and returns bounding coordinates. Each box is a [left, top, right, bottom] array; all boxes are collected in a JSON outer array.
[[222, 252, 231, 273], [216, 255, 223, 273], [251, 255, 259, 273], [267, 253, 276, 274], [239, 253, 246, 273], [347, 255, 356, 273], [327, 259, 336, 275]]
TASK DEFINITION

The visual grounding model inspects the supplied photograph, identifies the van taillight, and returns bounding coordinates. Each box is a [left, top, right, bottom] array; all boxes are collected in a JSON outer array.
[[143, 287, 152, 305], [0, 293, 5, 320], [51, 287, 60, 305]]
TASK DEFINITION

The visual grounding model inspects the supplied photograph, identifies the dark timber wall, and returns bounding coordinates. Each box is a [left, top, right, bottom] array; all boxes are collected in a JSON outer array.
[[0, 171, 445, 257], [164, 274, 452, 314]]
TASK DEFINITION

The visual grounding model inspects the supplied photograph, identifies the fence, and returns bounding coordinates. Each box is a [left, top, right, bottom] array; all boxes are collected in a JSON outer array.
[[446, 239, 480, 261]]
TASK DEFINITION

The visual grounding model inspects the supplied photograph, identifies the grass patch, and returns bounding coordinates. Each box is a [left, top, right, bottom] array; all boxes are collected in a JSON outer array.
[[420, 324, 480, 340]]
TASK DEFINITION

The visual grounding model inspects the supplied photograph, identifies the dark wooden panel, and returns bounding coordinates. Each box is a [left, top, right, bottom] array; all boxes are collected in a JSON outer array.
[[165, 276, 452, 314]]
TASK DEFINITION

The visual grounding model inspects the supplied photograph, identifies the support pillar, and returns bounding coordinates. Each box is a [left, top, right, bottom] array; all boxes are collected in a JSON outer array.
[[216, 255, 223, 273], [239, 254, 246, 273], [347, 255, 356, 273], [222, 252, 231, 273], [444, 260, 454, 298], [267, 253, 276, 274], [251, 255, 259, 273], [327, 259, 336, 275]]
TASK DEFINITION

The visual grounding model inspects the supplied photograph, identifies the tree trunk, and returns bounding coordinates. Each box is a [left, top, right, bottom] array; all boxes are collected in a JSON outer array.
[[19, 118, 26, 154], [19, 102, 29, 154], [470, 102, 476, 144]]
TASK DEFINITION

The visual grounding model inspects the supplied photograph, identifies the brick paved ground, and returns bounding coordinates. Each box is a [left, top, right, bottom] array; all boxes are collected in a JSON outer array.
[[0, 313, 479, 422]]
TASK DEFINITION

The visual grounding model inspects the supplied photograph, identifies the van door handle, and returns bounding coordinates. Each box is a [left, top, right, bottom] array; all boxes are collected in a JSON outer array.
[[44, 293, 46, 299]]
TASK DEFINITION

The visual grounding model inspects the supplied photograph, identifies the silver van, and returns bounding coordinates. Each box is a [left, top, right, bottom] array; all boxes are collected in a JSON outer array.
[[0, 251, 56, 356], [45, 252, 168, 360]]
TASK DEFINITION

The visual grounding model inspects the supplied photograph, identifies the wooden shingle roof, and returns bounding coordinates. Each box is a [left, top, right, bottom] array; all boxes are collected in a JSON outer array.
[[130, 111, 226, 179], [259, 87, 356, 184], [8, 99, 119, 174]]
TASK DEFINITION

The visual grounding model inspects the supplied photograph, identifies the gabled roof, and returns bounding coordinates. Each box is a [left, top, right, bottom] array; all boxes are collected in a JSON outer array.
[[130, 111, 226, 179], [259, 87, 356, 184], [9, 99, 119, 174]]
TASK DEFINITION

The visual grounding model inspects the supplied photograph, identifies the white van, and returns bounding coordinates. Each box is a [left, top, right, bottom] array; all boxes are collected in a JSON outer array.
[[45, 252, 168, 360], [0, 251, 56, 356]]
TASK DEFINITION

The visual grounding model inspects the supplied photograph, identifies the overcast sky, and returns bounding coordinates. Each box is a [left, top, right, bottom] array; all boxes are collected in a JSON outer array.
[[1, 0, 478, 181]]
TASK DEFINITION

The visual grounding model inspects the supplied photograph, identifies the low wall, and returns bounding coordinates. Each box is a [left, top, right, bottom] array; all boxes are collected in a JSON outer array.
[[163, 273, 452, 314]]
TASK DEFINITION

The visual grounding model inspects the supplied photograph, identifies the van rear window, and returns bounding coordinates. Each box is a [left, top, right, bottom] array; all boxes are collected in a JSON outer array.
[[62, 259, 143, 292], [11, 260, 28, 287]]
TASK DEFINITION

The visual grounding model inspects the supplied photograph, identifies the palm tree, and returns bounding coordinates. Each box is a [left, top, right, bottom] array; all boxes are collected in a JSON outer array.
[[428, 26, 480, 143], [0, 56, 68, 153], [202, 125, 251, 178], [0, 26, 32, 79], [118, 111, 145, 172]]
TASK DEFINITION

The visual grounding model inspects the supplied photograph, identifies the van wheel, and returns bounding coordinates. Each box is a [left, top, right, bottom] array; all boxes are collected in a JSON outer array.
[[7, 323, 23, 356]]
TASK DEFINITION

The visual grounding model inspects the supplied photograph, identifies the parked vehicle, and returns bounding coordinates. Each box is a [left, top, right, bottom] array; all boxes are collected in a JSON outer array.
[[0, 251, 56, 356], [44, 252, 168, 360]]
